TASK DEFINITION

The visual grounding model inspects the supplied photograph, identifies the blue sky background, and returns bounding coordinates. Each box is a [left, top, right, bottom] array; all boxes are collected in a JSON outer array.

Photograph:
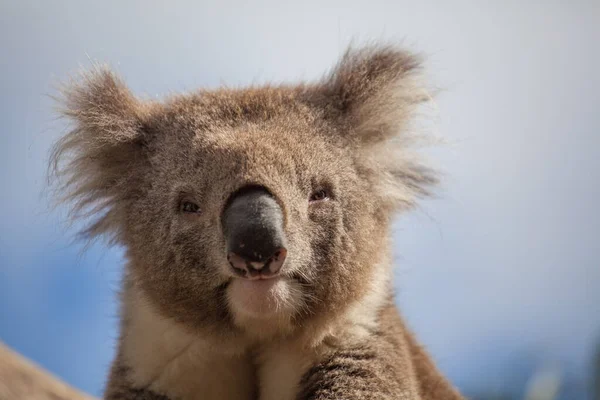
[[1, 1, 599, 398]]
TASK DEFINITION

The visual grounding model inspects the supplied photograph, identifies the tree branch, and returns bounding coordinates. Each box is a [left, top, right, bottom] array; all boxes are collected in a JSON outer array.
[[0, 341, 97, 400]]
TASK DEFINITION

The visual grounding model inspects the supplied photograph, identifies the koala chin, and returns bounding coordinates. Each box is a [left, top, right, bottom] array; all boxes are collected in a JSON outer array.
[[50, 44, 464, 400]]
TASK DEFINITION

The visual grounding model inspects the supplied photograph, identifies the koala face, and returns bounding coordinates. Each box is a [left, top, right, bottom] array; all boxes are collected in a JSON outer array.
[[127, 97, 383, 336], [52, 46, 436, 339]]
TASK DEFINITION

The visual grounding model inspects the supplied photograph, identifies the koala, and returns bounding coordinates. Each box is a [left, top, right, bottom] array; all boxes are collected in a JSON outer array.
[[50, 44, 463, 400]]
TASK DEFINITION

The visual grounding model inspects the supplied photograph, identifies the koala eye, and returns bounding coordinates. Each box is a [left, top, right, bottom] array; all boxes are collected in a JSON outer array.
[[180, 200, 200, 214], [309, 189, 330, 203]]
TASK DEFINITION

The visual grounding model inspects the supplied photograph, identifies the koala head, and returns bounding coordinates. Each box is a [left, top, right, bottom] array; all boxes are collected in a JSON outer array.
[[51, 45, 436, 340]]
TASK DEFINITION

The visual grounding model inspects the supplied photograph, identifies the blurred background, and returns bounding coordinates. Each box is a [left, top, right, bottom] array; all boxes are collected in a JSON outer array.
[[1, 1, 599, 399]]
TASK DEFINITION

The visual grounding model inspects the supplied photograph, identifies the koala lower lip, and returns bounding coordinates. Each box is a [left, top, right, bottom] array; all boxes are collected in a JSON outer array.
[[234, 271, 281, 281], [251, 275, 279, 281]]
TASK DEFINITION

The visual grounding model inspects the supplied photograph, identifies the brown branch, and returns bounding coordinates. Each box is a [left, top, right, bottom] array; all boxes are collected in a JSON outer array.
[[0, 341, 97, 400]]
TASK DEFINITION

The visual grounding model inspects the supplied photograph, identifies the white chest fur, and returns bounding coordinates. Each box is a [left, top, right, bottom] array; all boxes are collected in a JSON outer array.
[[121, 288, 316, 400], [122, 290, 257, 400]]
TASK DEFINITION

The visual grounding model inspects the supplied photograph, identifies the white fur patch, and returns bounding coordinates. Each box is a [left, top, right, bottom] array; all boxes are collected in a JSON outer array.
[[227, 277, 306, 340], [343, 260, 391, 341], [122, 288, 255, 400]]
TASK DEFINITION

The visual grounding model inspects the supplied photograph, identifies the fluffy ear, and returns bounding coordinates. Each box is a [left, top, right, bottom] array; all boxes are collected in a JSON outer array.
[[315, 44, 429, 144], [50, 66, 152, 243], [313, 45, 438, 210]]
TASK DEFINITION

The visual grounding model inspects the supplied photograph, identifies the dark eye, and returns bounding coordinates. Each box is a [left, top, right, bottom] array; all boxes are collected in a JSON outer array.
[[180, 200, 200, 214], [309, 189, 330, 203]]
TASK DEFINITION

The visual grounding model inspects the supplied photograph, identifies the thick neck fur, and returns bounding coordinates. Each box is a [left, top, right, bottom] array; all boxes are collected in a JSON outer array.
[[118, 254, 393, 400]]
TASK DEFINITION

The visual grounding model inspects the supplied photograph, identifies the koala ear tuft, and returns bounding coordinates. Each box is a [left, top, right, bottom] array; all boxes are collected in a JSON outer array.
[[50, 65, 152, 243], [311, 44, 439, 211], [58, 66, 147, 143], [315, 44, 429, 145]]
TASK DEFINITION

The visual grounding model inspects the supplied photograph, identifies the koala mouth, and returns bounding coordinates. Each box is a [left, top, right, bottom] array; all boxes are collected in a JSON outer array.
[[227, 249, 287, 280]]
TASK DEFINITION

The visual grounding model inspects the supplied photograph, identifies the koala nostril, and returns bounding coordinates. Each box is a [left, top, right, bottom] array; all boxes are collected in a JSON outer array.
[[268, 248, 287, 274], [227, 252, 249, 273], [227, 247, 287, 279]]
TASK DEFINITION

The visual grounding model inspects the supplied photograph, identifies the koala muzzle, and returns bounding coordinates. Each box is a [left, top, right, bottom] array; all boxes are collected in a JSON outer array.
[[221, 186, 287, 280]]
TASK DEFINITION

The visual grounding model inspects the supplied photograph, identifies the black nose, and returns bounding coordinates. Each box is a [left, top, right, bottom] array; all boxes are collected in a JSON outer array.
[[221, 186, 287, 279]]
